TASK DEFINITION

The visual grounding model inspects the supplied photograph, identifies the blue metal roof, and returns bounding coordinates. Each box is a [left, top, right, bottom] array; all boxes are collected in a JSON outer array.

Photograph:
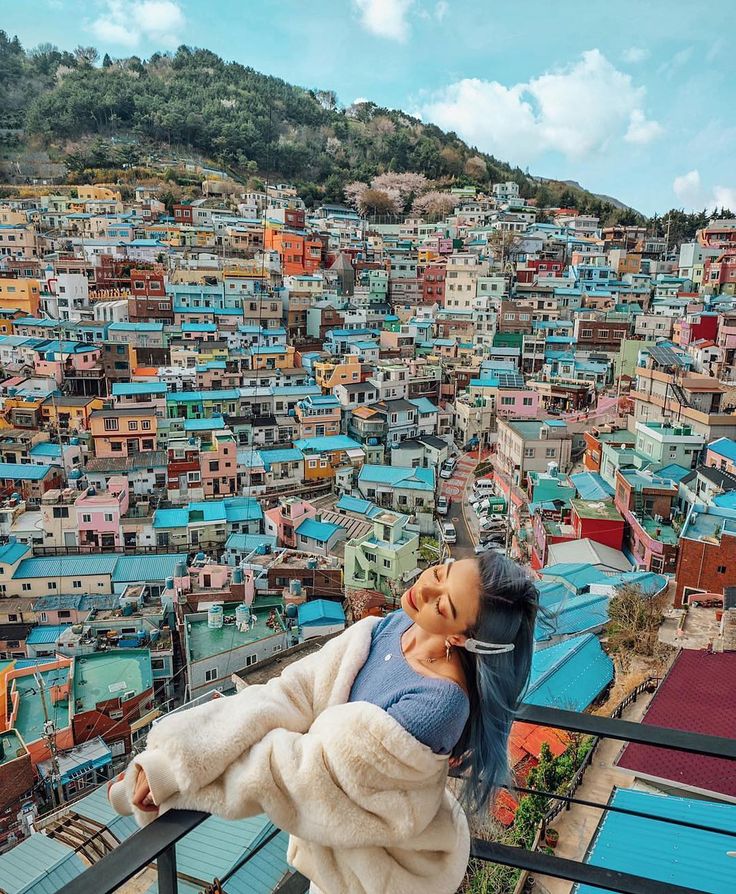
[[526, 633, 614, 712], [570, 475, 615, 503], [536, 580, 574, 609], [0, 832, 85, 893], [578, 788, 736, 894], [707, 437, 736, 463], [536, 594, 609, 642], [13, 555, 118, 579], [0, 462, 53, 480], [29, 442, 62, 459], [296, 517, 343, 543], [358, 464, 435, 491], [335, 494, 383, 518], [26, 624, 70, 645], [298, 599, 346, 626], [225, 533, 277, 551], [112, 382, 168, 396], [540, 563, 610, 593], [408, 397, 438, 414], [293, 435, 363, 453], [182, 416, 226, 431], [112, 554, 187, 583], [259, 447, 304, 465], [0, 539, 31, 566]]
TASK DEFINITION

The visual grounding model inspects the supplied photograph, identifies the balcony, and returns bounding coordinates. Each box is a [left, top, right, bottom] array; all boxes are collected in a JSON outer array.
[[57, 704, 736, 894]]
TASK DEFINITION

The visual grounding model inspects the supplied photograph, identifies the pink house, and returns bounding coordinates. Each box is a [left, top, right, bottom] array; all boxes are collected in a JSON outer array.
[[264, 497, 317, 549], [75, 476, 129, 549], [34, 342, 102, 384], [199, 430, 238, 498], [706, 438, 736, 476], [496, 388, 540, 418]]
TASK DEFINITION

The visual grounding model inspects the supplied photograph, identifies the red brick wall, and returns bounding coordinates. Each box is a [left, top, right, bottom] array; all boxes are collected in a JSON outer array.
[[674, 532, 736, 607]]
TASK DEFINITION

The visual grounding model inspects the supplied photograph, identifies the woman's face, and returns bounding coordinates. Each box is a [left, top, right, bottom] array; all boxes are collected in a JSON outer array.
[[401, 558, 482, 645]]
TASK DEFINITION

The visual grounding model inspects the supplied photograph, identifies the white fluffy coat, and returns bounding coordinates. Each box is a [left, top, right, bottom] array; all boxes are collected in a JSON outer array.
[[109, 617, 470, 893]]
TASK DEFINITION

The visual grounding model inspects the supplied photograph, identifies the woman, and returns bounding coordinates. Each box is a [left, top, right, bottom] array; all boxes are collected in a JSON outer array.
[[109, 552, 538, 894]]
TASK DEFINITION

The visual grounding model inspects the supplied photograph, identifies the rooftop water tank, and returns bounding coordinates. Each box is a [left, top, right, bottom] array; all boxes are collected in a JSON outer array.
[[10, 492, 20, 502], [232, 567, 243, 584], [196, 551, 206, 562], [70, 437, 79, 446], [290, 579, 303, 597], [175, 561, 186, 578], [286, 603, 298, 619], [69, 469, 82, 480], [165, 576, 174, 590], [207, 604, 224, 629], [150, 628, 160, 642], [235, 603, 250, 628], [122, 603, 133, 617]]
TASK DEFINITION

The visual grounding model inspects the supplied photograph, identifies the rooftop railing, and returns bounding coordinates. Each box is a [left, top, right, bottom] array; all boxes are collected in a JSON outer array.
[[58, 703, 736, 894]]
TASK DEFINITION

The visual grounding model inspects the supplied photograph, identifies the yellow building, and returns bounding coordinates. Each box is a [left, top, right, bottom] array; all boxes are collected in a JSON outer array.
[[76, 185, 122, 201], [314, 355, 362, 391], [0, 278, 41, 316]]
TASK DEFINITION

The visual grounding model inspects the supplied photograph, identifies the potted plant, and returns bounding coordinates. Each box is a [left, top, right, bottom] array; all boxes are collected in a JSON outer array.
[[545, 828, 559, 849]]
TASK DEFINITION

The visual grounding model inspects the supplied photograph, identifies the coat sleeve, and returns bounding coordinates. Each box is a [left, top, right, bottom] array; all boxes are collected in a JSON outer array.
[[109, 619, 377, 816], [122, 701, 451, 848]]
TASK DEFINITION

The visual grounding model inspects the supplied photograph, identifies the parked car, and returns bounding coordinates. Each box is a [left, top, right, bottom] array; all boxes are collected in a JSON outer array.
[[441, 522, 457, 544], [463, 437, 479, 452], [436, 495, 450, 516], [479, 519, 506, 533], [439, 458, 457, 479]]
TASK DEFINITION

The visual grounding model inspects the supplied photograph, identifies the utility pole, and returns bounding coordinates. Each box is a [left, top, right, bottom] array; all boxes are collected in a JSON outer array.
[[33, 673, 65, 807]]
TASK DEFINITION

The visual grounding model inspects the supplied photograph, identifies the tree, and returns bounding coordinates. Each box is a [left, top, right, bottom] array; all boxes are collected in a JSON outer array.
[[412, 190, 456, 218], [607, 584, 667, 656], [357, 188, 400, 216], [102, 53, 113, 68], [464, 155, 487, 181], [73, 45, 98, 67]]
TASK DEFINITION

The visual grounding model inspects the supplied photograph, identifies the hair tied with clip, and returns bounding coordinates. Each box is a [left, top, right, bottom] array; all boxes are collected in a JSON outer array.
[[464, 638, 515, 655]]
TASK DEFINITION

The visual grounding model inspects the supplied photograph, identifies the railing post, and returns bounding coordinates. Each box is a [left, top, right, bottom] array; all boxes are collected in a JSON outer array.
[[157, 843, 178, 894]]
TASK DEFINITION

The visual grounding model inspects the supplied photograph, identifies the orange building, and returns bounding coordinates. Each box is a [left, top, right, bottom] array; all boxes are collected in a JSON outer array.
[[264, 226, 323, 276], [0, 277, 41, 316], [89, 406, 158, 457], [294, 435, 365, 481]]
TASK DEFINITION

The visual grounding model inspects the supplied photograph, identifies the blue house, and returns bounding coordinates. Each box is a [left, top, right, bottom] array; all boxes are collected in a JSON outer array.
[[298, 599, 346, 640], [526, 633, 614, 712]]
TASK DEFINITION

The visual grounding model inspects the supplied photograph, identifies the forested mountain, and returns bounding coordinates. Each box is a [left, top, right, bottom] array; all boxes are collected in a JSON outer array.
[[0, 32, 731, 234]]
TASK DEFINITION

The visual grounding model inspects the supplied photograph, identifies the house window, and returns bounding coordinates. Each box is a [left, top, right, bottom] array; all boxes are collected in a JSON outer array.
[[205, 668, 218, 682], [103, 417, 119, 431], [141, 420, 151, 430], [48, 582, 57, 590], [245, 654, 257, 667], [545, 448, 556, 457], [717, 565, 727, 574], [522, 397, 533, 406], [52, 507, 69, 519], [72, 581, 82, 589], [22, 583, 31, 592], [524, 448, 535, 458], [580, 329, 593, 338]]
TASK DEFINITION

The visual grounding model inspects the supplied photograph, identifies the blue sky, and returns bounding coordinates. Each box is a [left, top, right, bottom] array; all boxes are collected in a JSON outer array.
[[8, 0, 736, 215]]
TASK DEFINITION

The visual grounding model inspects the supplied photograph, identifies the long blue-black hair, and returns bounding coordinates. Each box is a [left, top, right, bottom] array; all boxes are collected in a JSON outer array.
[[450, 551, 539, 816]]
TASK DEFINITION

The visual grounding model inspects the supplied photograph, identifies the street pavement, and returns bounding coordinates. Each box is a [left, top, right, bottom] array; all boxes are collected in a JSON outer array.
[[439, 453, 478, 559]]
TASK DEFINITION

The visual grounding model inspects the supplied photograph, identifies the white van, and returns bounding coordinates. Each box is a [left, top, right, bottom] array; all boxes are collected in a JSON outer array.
[[473, 478, 495, 497]]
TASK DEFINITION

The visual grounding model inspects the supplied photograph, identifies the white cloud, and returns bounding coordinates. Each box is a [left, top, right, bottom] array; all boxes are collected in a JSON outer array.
[[673, 169, 736, 211], [417, 49, 662, 165], [434, 0, 448, 21], [354, 0, 414, 41], [625, 109, 663, 144], [90, 0, 185, 48], [622, 46, 649, 64], [657, 46, 694, 79], [673, 170, 703, 208]]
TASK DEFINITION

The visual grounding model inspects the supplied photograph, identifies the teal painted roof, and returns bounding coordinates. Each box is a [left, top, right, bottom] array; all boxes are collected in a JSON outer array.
[[13, 554, 118, 579], [536, 594, 609, 642], [26, 624, 70, 644], [570, 472, 615, 501], [526, 633, 614, 712], [112, 382, 168, 396], [293, 435, 363, 453], [0, 462, 53, 480], [540, 562, 610, 592], [29, 442, 62, 458], [225, 533, 277, 551], [182, 416, 226, 431], [0, 539, 31, 565], [358, 464, 435, 491], [108, 322, 164, 332], [335, 494, 383, 518], [259, 447, 304, 465], [112, 554, 187, 583], [0, 832, 85, 893], [298, 599, 346, 626], [296, 517, 343, 543], [408, 397, 438, 414], [153, 499, 261, 529], [578, 789, 736, 894]]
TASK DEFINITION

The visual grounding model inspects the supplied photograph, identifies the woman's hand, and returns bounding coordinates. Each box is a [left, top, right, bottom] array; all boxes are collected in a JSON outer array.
[[132, 767, 159, 814]]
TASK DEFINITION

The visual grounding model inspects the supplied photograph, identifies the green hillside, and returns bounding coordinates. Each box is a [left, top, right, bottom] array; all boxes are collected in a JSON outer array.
[[0, 32, 639, 221]]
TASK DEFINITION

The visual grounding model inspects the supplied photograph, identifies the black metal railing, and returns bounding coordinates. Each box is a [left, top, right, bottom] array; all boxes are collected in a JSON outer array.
[[58, 704, 736, 894]]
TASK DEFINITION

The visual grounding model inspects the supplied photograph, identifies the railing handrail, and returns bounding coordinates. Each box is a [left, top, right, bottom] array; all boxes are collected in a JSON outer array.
[[56, 703, 736, 894], [516, 702, 736, 761]]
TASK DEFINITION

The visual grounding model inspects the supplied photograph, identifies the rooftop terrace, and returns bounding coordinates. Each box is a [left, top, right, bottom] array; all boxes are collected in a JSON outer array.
[[72, 649, 153, 713], [186, 602, 286, 662]]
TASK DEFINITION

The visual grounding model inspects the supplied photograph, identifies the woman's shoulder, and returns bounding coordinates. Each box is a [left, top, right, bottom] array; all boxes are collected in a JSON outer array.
[[372, 609, 412, 637]]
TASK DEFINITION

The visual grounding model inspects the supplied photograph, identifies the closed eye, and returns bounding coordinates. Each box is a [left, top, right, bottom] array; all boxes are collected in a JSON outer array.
[[435, 599, 443, 616]]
